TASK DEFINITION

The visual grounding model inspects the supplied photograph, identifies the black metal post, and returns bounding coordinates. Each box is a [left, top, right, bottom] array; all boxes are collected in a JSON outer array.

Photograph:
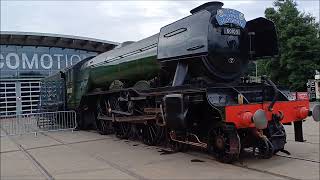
[[294, 121, 304, 142]]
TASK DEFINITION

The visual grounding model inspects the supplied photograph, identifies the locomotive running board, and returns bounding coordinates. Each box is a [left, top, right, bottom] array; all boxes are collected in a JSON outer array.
[[97, 114, 156, 123]]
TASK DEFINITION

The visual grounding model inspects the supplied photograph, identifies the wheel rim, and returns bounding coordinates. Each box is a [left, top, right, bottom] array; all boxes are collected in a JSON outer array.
[[115, 122, 130, 139], [96, 98, 114, 135], [99, 119, 114, 135], [257, 137, 274, 159], [142, 122, 165, 145], [212, 128, 230, 155], [208, 127, 240, 163]]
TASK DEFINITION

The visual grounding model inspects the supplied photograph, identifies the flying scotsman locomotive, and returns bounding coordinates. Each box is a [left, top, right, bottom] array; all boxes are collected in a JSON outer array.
[[40, 1, 320, 162]]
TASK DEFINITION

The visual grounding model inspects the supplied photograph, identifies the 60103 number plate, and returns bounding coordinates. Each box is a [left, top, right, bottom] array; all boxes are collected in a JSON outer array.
[[223, 28, 241, 36]]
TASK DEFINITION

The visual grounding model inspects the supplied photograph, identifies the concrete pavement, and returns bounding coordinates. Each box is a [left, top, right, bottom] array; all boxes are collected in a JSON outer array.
[[1, 112, 319, 179]]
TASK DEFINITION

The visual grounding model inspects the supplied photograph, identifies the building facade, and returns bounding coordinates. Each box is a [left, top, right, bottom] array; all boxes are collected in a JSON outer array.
[[0, 31, 118, 116]]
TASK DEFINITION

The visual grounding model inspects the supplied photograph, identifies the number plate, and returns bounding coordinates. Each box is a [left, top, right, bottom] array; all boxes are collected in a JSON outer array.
[[223, 28, 241, 36]]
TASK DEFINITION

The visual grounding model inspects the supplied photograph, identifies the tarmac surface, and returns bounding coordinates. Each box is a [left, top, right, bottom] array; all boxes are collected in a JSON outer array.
[[1, 103, 319, 180]]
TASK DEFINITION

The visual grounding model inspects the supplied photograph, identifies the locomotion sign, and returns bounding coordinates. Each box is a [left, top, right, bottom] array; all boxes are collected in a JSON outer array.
[[0, 53, 83, 70]]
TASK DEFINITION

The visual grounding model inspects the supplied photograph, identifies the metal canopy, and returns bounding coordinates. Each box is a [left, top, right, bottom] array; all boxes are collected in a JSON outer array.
[[0, 31, 119, 53]]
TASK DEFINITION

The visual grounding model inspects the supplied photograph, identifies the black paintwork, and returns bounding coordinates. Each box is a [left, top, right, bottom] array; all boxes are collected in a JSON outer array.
[[157, 2, 278, 83]]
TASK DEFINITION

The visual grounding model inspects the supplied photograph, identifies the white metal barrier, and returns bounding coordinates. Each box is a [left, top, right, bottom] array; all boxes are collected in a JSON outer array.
[[0, 111, 77, 136]]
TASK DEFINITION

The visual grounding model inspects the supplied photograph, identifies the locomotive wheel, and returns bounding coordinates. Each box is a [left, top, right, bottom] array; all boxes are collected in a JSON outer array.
[[256, 137, 274, 159], [208, 127, 240, 163], [96, 98, 114, 135], [267, 120, 286, 154], [96, 119, 114, 135], [141, 122, 165, 146], [114, 122, 131, 139], [102, 96, 131, 139], [127, 124, 141, 140]]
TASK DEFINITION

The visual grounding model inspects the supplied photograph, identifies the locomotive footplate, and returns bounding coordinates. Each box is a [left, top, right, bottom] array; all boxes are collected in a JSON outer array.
[[206, 84, 280, 107], [97, 113, 157, 123], [169, 131, 208, 148]]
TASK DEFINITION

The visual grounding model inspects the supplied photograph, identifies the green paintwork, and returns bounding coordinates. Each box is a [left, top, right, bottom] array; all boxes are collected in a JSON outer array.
[[61, 58, 92, 110], [89, 55, 160, 88], [73, 68, 91, 108], [60, 33, 162, 109], [67, 44, 161, 109]]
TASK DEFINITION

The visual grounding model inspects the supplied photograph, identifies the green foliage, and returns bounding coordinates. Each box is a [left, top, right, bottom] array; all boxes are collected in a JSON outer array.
[[259, 0, 320, 91]]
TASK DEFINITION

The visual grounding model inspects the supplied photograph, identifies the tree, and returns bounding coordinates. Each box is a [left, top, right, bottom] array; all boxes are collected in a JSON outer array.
[[259, 0, 320, 91]]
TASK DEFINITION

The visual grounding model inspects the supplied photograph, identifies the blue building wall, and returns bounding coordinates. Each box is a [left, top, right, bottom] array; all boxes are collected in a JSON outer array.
[[0, 45, 98, 116], [0, 45, 97, 79]]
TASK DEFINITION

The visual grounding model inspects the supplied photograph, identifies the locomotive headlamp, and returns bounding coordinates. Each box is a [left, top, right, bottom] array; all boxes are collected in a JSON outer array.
[[252, 109, 268, 129], [312, 104, 320, 122]]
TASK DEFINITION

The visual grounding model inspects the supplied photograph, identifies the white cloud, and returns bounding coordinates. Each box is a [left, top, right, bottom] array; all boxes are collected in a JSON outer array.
[[1, 1, 319, 43]]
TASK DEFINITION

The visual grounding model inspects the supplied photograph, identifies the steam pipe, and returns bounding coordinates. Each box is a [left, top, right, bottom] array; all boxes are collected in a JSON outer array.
[[262, 76, 279, 111]]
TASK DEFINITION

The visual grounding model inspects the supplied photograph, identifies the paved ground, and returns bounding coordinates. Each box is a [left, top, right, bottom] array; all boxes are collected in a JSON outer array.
[[1, 103, 319, 179]]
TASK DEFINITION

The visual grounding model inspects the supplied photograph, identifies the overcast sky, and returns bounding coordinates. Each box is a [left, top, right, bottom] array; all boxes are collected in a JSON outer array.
[[1, 0, 319, 43]]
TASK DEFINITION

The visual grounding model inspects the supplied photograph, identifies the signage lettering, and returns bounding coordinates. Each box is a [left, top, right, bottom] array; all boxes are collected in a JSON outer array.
[[54, 54, 63, 69], [6, 53, 20, 69], [40, 54, 53, 69], [216, 8, 246, 28], [22, 53, 38, 69], [0, 54, 4, 68], [70, 55, 81, 65], [0, 53, 86, 70]]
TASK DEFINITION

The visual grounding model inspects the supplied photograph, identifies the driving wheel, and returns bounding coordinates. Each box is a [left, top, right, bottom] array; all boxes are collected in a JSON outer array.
[[208, 126, 240, 163]]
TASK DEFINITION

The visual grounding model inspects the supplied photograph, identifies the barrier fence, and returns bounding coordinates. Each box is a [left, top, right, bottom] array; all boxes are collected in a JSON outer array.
[[0, 111, 77, 136]]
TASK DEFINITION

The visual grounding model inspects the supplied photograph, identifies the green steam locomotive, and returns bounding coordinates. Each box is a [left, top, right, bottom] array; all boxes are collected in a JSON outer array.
[[40, 2, 319, 163]]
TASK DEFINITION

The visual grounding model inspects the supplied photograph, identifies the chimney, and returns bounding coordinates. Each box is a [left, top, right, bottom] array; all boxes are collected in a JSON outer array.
[[190, 1, 224, 14]]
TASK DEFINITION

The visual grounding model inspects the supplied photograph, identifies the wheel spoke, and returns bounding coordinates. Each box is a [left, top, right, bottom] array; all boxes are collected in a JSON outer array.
[[102, 121, 106, 131], [141, 122, 164, 146], [148, 126, 154, 143], [121, 123, 126, 136], [150, 125, 157, 139]]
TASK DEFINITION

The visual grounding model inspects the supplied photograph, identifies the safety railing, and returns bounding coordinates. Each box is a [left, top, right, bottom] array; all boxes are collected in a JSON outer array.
[[0, 111, 77, 136]]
